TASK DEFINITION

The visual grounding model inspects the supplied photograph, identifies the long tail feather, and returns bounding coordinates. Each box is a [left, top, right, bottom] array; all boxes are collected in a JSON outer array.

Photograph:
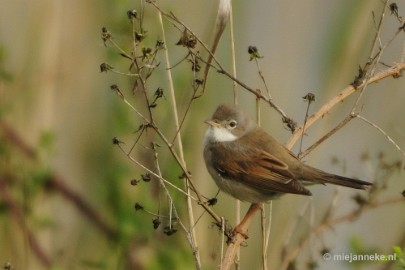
[[303, 166, 372, 189]]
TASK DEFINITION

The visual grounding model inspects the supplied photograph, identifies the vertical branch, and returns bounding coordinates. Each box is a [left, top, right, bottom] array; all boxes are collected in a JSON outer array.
[[351, 1, 389, 112], [221, 206, 261, 270], [156, 10, 201, 269], [229, 4, 238, 104], [298, 93, 315, 157], [201, 0, 231, 92], [254, 58, 271, 99], [261, 204, 268, 270], [228, 4, 241, 269], [263, 201, 273, 255]]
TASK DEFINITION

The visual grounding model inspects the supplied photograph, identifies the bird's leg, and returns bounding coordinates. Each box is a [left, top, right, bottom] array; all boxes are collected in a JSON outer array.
[[233, 203, 262, 239]]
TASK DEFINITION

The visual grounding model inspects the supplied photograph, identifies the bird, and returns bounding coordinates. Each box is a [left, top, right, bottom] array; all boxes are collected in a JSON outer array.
[[203, 103, 372, 203]]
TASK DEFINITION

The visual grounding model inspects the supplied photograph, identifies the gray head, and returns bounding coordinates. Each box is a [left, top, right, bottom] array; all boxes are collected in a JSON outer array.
[[205, 104, 256, 141]]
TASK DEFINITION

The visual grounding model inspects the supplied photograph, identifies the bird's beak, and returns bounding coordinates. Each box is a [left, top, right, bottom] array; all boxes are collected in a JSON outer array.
[[204, 119, 221, 128]]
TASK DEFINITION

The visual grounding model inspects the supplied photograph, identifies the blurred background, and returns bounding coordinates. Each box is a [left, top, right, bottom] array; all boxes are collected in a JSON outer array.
[[1, 0, 404, 269]]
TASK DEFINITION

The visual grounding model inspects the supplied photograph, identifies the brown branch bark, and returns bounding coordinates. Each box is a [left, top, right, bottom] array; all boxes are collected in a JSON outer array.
[[221, 206, 260, 270]]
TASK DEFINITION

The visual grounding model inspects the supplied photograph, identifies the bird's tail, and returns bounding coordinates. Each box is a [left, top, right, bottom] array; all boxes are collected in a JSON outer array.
[[303, 166, 372, 190]]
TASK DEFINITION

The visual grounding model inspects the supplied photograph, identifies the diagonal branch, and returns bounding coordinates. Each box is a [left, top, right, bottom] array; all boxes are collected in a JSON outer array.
[[0, 177, 53, 268], [286, 62, 405, 149], [0, 121, 118, 239], [219, 62, 405, 269]]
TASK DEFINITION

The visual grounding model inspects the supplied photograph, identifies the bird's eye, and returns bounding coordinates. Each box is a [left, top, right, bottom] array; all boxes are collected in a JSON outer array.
[[228, 120, 237, 128]]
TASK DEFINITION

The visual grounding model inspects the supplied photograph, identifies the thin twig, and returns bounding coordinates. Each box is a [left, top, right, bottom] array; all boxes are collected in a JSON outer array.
[[351, 1, 389, 112], [278, 196, 405, 270], [299, 114, 355, 159], [148, 1, 290, 119], [156, 7, 201, 268], [298, 95, 315, 157], [151, 126, 224, 225], [264, 201, 273, 255], [357, 114, 405, 158], [118, 144, 196, 200], [228, 4, 242, 269], [286, 62, 405, 149], [261, 204, 268, 270], [229, 4, 238, 104], [221, 206, 261, 270], [201, 0, 231, 93], [254, 58, 271, 100], [151, 144, 196, 252]]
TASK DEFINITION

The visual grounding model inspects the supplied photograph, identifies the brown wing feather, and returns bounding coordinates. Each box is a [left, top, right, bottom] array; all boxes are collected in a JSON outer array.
[[211, 142, 311, 196]]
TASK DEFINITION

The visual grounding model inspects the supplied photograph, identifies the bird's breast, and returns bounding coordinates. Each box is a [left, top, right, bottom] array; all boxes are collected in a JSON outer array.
[[204, 126, 238, 143]]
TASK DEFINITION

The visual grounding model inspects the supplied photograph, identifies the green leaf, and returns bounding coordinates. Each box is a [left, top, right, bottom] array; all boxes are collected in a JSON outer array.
[[393, 246, 403, 258]]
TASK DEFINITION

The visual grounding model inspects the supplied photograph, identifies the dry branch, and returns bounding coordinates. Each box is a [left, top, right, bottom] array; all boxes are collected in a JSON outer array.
[[286, 62, 405, 149]]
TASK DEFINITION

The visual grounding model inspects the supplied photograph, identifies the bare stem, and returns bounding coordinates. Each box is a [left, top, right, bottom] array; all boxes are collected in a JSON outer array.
[[156, 8, 201, 269], [286, 62, 405, 149], [357, 114, 405, 158], [278, 196, 405, 270]]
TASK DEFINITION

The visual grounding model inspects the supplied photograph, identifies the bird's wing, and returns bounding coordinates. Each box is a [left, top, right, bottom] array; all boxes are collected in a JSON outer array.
[[212, 143, 311, 196]]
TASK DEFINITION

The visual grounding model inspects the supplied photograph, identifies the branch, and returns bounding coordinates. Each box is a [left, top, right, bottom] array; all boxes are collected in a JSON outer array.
[[278, 196, 405, 270], [46, 174, 118, 239], [286, 62, 405, 149], [0, 177, 52, 268], [0, 120, 118, 239], [221, 206, 260, 270], [156, 8, 201, 268], [148, 1, 290, 120], [219, 62, 405, 268]]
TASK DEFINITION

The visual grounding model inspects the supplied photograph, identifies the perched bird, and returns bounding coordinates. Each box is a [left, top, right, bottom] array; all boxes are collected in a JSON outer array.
[[203, 104, 372, 203]]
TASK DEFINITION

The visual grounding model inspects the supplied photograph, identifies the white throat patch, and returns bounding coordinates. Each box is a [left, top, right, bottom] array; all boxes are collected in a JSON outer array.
[[204, 126, 238, 143]]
